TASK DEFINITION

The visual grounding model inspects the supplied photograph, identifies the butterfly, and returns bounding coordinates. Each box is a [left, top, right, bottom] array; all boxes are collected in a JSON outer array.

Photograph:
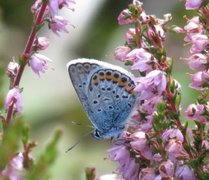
[[67, 58, 136, 140]]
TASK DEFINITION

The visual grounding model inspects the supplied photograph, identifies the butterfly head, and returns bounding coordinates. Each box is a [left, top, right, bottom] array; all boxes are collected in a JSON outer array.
[[92, 126, 124, 140]]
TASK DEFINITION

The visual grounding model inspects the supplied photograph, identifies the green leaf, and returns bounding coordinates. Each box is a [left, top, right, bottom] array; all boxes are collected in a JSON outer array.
[[22, 124, 30, 146], [27, 129, 62, 180], [0, 118, 24, 170], [199, 171, 209, 180]]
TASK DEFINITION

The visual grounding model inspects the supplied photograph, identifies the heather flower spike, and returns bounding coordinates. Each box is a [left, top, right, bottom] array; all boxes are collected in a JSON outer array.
[[107, 0, 209, 179]]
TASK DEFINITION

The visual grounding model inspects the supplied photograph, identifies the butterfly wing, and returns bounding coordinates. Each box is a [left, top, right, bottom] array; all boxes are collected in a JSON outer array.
[[67, 58, 136, 139]]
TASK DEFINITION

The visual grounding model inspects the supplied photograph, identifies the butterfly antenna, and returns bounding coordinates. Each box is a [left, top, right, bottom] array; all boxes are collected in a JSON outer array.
[[71, 121, 94, 129], [71, 121, 82, 126], [65, 130, 93, 153]]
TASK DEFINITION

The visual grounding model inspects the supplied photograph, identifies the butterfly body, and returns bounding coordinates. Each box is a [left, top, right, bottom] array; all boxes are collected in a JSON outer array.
[[67, 59, 136, 139]]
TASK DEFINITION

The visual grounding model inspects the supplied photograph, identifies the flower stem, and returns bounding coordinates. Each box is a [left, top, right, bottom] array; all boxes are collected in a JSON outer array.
[[5, 3, 48, 124]]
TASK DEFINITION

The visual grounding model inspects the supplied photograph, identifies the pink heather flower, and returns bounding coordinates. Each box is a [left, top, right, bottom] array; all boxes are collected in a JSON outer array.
[[50, 15, 69, 36], [175, 165, 195, 180], [188, 53, 208, 71], [202, 140, 209, 150], [184, 17, 203, 42], [162, 128, 184, 142], [125, 28, 136, 45], [35, 37, 50, 50], [185, 103, 209, 124], [134, 70, 167, 100], [58, 0, 76, 6], [6, 60, 19, 78], [184, 16, 202, 32], [172, 26, 184, 33], [31, 0, 42, 14], [166, 139, 189, 162], [29, 53, 52, 76], [114, 46, 131, 62], [139, 11, 150, 24], [185, 0, 203, 10], [147, 25, 165, 44], [127, 48, 157, 73], [159, 160, 174, 177], [153, 153, 162, 162], [1, 153, 24, 179], [190, 34, 209, 54], [138, 168, 156, 180], [108, 145, 139, 180], [189, 71, 209, 91], [5, 87, 23, 114], [130, 132, 153, 160], [138, 96, 162, 115], [48, 0, 59, 16], [118, 9, 133, 25]]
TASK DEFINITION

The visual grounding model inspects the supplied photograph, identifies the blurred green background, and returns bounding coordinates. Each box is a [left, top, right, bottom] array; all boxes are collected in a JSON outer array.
[[0, 0, 198, 179]]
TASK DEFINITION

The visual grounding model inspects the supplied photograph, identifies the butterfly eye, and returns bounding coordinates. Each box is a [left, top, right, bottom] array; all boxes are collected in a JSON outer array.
[[94, 130, 101, 139]]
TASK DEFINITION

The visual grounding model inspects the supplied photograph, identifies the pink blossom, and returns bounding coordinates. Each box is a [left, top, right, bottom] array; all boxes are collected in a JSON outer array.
[[139, 11, 150, 24], [130, 132, 153, 160], [202, 140, 209, 150], [125, 28, 136, 45], [189, 71, 209, 91], [29, 53, 52, 76], [166, 140, 189, 162], [108, 145, 139, 180], [58, 0, 76, 8], [130, 131, 147, 150], [6, 60, 19, 78], [184, 17, 203, 42], [188, 53, 208, 71], [175, 165, 195, 180], [147, 25, 165, 45], [134, 70, 167, 100], [190, 34, 209, 54], [48, 0, 59, 16], [131, 111, 154, 132], [185, 0, 203, 10], [31, 0, 42, 14], [114, 46, 131, 62], [162, 128, 184, 142], [50, 15, 69, 36], [1, 153, 24, 179], [138, 168, 156, 180], [153, 153, 162, 162], [184, 16, 202, 33], [127, 48, 157, 73], [118, 9, 133, 25], [159, 160, 174, 177], [185, 103, 209, 124], [35, 37, 50, 50], [172, 26, 184, 33], [5, 87, 23, 114]]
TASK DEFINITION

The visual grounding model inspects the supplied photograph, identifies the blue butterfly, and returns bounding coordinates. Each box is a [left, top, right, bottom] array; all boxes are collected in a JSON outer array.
[[67, 59, 136, 140]]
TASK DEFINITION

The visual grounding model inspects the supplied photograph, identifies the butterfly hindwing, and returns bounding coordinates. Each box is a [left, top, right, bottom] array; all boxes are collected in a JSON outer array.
[[67, 58, 136, 139]]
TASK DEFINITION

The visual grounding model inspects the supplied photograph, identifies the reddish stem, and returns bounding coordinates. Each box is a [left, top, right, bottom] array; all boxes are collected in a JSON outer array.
[[134, 20, 142, 48], [5, 3, 48, 124]]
